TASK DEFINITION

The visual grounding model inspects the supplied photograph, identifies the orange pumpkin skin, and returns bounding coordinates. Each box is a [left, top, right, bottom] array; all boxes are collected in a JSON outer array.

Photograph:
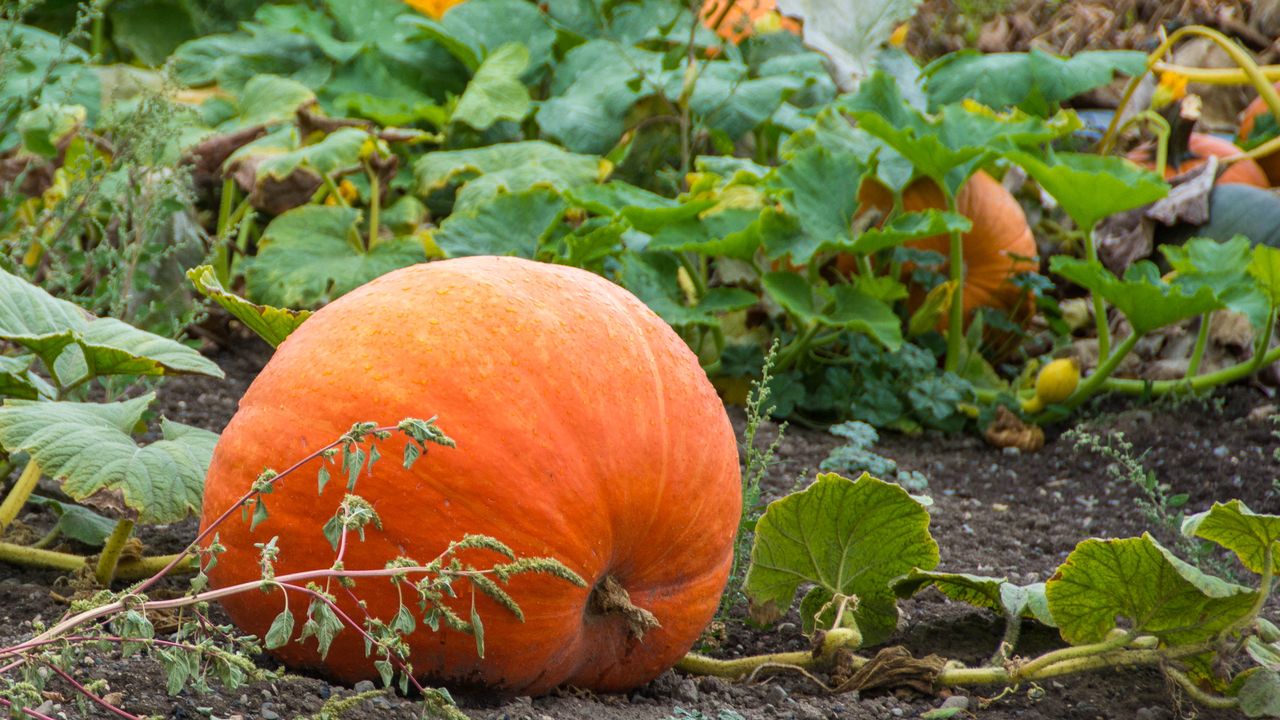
[[199, 257, 742, 695], [701, 0, 800, 43], [1128, 133, 1269, 188], [1239, 87, 1280, 186], [841, 171, 1038, 328]]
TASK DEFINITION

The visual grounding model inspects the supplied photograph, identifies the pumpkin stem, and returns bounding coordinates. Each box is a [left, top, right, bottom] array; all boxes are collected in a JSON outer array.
[[589, 575, 660, 640]]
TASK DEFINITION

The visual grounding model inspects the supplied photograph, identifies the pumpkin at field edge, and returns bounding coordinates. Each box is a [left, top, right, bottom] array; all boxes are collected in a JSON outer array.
[[199, 256, 743, 696], [1127, 133, 1269, 188], [1238, 84, 1280, 186], [837, 170, 1039, 333], [701, 0, 800, 43]]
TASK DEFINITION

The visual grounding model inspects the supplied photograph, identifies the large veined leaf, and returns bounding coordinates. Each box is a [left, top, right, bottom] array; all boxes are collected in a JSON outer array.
[[764, 146, 869, 265], [775, 0, 923, 91], [219, 74, 318, 130], [1238, 670, 1280, 718], [0, 267, 223, 385], [923, 49, 1147, 116], [245, 205, 427, 308], [617, 252, 757, 329], [1249, 244, 1280, 307], [537, 41, 664, 154], [762, 273, 902, 351], [26, 494, 118, 547], [1050, 257, 1223, 335], [250, 126, 373, 184], [1182, 500, 1280, 576], [847, 210, 972, 255], [404, 0, 556, 74], [744, 472, 939, 644], [0, 355, 44, 401], [1006, 151, 1168, 232], [1160, 237, 1270, 330], [414, 141, 609, 212], [892, 569, 1056, 627], [674, 62, 808, 140], [186, 266, 311, 348], [1045, 533, 1258, 646], [451, 43, 532, 130], [0, 395, 218, 525], [431, 187, 567, 258]]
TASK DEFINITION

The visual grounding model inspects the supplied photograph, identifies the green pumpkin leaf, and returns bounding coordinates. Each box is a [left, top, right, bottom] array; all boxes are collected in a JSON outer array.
[[248, 127, 374, 187], [1160, 237, 1270, 329], [1045, 533, 1258, 646], [1237, 669, 1280, 718], [847, 210, 972, 255], [923, 49, 1147, 115], [762, 273, 902, 350], [566, 182, 675, 216], [246, 205, 426, 308], [618, 253, 757, 329], [451, 43, 531, 130], [1006, 151, 1168, 232], [0, 267, 224, 383], [408, 0, 556, 75], [1249, 244, 1280, 306], [537, 41, 664, 154], [26, 494, 118, 547], [1182, 500, 1280, 576], [0, 395, 217, 525], [892, 569, 1056, 626], [765, 146, 870, 265], [0, 355, 43, 401], [186, 265, 311, 348], [221, 74, 317, 130], [744, 472, 939, 644], [414, 141, 608, 212], [1049, 257, 1222, 335], [431, 187, 566, 258]]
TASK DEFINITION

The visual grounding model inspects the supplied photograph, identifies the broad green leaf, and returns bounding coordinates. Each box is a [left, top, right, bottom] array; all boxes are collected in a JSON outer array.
[[775, 0, 923, 91], [431, 188, 566, 258], [617, 253, 757, 329], [537, 41, 663, 154], [0, 24, 101, 126], [1182, 500, 1280, 575], [170, 27, 330, 91], [924, 49, 1147, 115], [1161, 237, 1270, 329], [451, 43, 531, 130], [762, 273, 902, 350], [765, 146, 869, 265], [744, 472, 939, 644], [222, 74, 317, 130], [256, 4, 363, 63], [1249, 245, 1280, 306], [0, 395, 217, 524], [1007, 151, 1167, 232], [246, 206, 426, 308], [1045, 534, 1257, 646], [0, 267, 224, 382], [847, 210, 972, 255], [108, 0, 200, 66], [566, 182, 676, 216], [250, 127, 373, 186], [676, 61, 806, 139], [1238, 669, 1280, 718], [17, 103, 85, 158], [186, 266, 311, 348], [26, 494, 117, 547], [1050, 257, 1222, 335], [892, 569, 1056, 626], [414, 141, 608, 212], [0, 355, 42, 401], [405, 0, 556, 75]]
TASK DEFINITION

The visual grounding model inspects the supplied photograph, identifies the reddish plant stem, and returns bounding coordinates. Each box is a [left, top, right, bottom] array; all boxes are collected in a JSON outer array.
[[0, 698, 57, 720], [43, 662, 143, 720]]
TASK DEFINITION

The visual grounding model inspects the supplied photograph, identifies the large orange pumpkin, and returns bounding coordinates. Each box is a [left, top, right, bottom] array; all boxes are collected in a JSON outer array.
[[199, 257, 742, 695], [1127, 133, 1269, 188], [1239, 85, 1280, 186], [841, 171, 1038, 329]]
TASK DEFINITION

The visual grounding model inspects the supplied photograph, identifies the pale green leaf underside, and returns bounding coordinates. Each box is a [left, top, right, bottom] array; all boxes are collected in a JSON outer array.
[[187, 265, 311, 348]]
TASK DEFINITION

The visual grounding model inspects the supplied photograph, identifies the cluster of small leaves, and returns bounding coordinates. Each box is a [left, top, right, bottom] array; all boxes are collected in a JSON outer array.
[[820, 421, 928, 492]]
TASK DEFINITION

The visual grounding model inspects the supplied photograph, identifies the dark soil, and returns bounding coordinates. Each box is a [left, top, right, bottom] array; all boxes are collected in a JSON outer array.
[[2, 336, 1278, 720]]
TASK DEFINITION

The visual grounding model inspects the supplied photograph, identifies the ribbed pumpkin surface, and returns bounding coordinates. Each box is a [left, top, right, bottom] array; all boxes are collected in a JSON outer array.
[[200, 256, 742, 695]]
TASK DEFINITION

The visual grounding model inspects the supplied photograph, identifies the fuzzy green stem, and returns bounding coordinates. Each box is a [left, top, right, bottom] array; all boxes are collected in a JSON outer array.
[[213, 179, 238, 286], [0, 462, 41, 534], [1103, 338, 1280, 396], [1082, 225, 1112, 360], [90, 13, 105, 59], [938, 640, 1215, 687], [774, 324, 820, 371], [0, 540, 87, 572], [1164, 668, 1240, 709], [30, 525, 62, 550], [943, 190, 964, 372], [1187, 312, 1212, 377], [365, 162, 381, 252], [678, 627, 864, 680], [855, 253, 874, 279], [94, 518, 134, 586]]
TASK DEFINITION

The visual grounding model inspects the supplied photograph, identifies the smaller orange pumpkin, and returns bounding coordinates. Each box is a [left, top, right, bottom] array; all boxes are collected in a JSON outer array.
[[1127, 133, 1269, 188], [701, 0, 800, 44], [1238, 83, 1280, 186], [402, 0, 464, 18], [839, 171, 1039, 332]]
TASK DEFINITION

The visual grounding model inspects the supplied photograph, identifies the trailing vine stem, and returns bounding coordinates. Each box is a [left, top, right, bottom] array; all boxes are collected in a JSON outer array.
[[0, 460, 41, 533]]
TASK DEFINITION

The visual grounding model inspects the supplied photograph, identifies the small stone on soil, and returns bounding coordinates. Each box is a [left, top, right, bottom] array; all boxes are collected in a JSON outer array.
[[353, 679, 376, 693], [940, 695, 970, 711], [259, 703, 280, 720]]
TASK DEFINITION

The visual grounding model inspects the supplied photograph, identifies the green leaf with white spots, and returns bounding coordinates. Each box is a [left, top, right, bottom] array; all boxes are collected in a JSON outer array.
[[744, 472, 939, 644]]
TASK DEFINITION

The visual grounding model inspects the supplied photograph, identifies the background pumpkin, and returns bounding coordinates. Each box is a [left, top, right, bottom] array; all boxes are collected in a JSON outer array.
[[199, 257, 742, 695], [1238, 83, 1280, 186], [842, 171, 1039, 331], [1127, 133, 1269, 188], [701, 0, 800, 43]]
